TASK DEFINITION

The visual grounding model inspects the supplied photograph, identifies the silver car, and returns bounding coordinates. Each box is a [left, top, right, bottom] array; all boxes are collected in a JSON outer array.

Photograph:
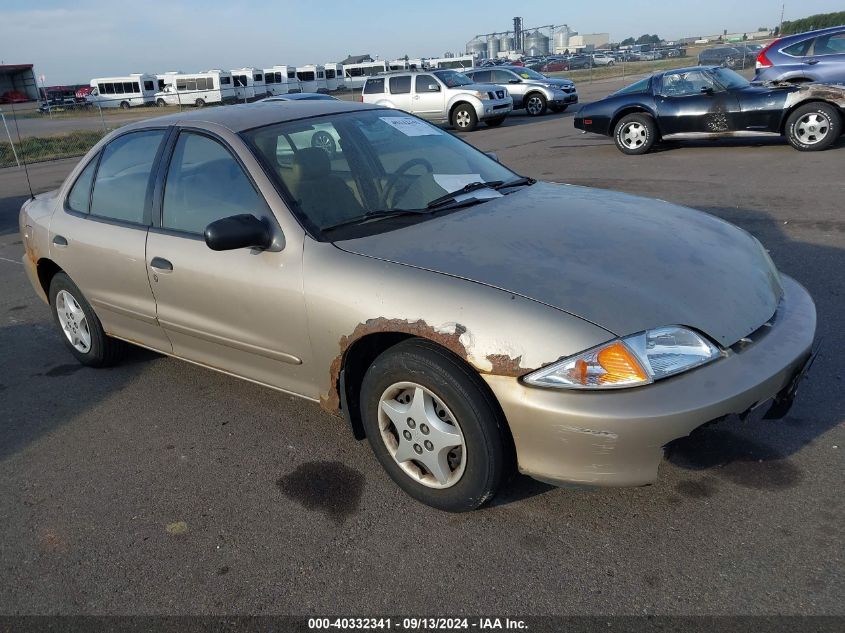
[[362, 70, 513, 131], [19, 101, 816, 512], [465, 66, 579, 115]]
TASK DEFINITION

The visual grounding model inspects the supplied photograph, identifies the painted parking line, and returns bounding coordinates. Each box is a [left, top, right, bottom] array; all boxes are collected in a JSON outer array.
[[0, 256, 23, 265]]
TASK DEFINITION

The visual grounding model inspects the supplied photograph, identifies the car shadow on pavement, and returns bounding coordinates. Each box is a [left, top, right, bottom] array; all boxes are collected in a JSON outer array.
[[652, 134, 845, 153]]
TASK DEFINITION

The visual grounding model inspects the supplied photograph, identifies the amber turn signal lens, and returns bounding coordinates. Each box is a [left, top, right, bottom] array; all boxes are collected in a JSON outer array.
[[596, 342, 648, 384]]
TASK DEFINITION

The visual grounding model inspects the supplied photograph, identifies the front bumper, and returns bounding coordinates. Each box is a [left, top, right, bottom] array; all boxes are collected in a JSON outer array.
[[483, 274, 816, 487], [551, 90, 579, 105], [477, 97, 513, 120]]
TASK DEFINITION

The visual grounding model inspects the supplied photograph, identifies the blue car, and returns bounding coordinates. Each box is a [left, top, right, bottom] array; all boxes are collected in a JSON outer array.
[[755, 26, 845, 84]]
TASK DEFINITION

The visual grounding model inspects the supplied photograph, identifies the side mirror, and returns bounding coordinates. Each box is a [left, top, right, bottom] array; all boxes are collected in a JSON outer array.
[[205, 214, 272, 251], [509, 78, 521, 84], [485, 151, 500, 162], [700, 86, 714, 95]]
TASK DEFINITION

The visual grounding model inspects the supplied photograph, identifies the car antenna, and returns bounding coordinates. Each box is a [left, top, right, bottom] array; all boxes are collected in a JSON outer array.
[[8, 101, 35, 200]]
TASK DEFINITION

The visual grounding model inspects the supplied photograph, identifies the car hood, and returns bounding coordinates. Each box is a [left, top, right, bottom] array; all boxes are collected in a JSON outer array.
[[335, 183, 783, 347]]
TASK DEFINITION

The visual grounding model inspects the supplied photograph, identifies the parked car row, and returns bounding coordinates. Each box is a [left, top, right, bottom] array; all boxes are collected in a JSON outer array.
[[361, 67, 578, 131]]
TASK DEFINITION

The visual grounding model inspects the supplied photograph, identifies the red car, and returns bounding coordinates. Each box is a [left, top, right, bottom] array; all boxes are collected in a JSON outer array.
[[541, 61, 570, 72], [0, 90, 29, 104]]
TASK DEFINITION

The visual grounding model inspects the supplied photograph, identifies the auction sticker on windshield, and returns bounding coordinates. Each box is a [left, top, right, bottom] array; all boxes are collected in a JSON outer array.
[[380, 116, 442, 136]]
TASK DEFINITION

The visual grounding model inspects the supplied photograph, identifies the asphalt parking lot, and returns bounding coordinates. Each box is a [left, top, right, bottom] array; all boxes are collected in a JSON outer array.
[[0, 79, 843, 616]]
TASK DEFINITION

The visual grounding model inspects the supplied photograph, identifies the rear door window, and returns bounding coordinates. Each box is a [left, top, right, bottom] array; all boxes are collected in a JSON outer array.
[[811, 32, 845, 56], [470, 70, 492, 83], [90, 130, 165, 224], [389, 76, 411, 94]]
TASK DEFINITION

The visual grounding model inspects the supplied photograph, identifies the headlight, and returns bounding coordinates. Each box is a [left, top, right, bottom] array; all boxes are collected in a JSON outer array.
[[523, 326, 720, 390], [470, 91, 488, 100]]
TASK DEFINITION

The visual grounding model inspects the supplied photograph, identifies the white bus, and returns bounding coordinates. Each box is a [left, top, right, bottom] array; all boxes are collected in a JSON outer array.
[[263, 66, 302, 95], [341, 60, 388, 89], [231, 67, 268, 102], [88, 74, 157, 108], [428, 55, 475, 70], [323, 63, 343, 91], [387, 58, 425, 71], [154, 70, 236, 107], [295, 65, 328, 93]]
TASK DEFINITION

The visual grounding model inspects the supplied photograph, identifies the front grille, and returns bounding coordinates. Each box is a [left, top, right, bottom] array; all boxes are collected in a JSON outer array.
[[493, 104, 509, 110]]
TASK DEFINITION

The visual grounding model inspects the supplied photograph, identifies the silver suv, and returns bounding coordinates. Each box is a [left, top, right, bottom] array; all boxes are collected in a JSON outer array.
[[362, 70, 513, 131], [464, 66, 578, 116]]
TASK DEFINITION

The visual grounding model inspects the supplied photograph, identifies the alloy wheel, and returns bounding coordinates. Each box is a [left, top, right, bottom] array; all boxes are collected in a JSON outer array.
[[526, 96, 543, 115], [620, 122, 647, 149], [795, 113, 830, 145], [455, 110, 471, 128]]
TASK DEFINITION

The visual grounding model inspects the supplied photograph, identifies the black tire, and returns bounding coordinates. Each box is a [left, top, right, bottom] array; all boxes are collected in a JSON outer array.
[[451, 103, 478, 131], [49, 272, 126, 367], [311, 130, 337, 157], [524, 92, 547, 116], [195, 98, 205, 108], [484, 116, 506, 127], [785, 102, 841, 151], [119, 101, 130, 110], [156, 98, 166, 107], [549, 103, 568, 113], [360, 339, 510, 512], [613, 112, 657, 155]]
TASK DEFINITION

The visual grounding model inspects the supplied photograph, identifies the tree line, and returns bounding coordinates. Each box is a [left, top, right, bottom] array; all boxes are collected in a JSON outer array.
[[780, 11, 845, 35]]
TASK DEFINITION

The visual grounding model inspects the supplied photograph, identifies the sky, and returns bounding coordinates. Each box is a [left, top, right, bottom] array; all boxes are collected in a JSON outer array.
[[1, 0, 843, 84]]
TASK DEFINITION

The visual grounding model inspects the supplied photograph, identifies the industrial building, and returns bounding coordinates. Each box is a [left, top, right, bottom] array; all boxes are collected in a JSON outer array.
[[0, 64, 39, 101], [465, 17, 611, 58]]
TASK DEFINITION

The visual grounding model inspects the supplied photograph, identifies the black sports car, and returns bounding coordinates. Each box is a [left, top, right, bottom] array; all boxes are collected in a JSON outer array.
[[574, 66, 845, 154]]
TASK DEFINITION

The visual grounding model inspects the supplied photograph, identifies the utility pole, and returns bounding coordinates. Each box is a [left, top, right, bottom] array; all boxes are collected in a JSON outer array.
[[779, 3, 785, 34]]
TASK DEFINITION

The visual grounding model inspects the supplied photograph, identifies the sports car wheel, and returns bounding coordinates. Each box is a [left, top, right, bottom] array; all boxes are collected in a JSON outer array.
[[360, 339, 510, 512], [614, 113, 656, 155], [786, 103, 840, 151]]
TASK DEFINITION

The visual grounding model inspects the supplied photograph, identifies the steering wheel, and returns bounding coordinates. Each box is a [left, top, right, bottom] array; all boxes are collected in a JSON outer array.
[[380, 158, 434, 208]]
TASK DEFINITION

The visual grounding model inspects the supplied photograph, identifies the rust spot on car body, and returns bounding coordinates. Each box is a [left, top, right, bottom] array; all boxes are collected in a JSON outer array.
[[319, 317, 534, 412]]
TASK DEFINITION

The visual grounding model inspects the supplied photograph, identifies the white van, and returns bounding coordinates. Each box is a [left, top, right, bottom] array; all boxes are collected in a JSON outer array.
[[263, 66, 302, 95], [231, 67, 268, 102], [428, 55, 475, 70], [341, 61, 388, 89], [88, 74, 157, 108], [154, 70, 236, 107], [295, 65, 328, 93], [323, 63, 343, 91]]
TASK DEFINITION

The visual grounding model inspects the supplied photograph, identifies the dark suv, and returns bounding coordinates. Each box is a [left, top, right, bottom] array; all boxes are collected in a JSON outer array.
[[698, 46, 756, 69], [755, 26, 845, 84]]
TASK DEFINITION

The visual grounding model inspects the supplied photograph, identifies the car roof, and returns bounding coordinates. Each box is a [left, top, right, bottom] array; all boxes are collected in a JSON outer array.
[[122, 100, 380, 133]]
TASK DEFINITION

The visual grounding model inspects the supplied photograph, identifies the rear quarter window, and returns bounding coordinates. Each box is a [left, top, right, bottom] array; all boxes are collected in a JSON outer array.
[[783, 39, 814, 57], [364, 78, 385, 94]]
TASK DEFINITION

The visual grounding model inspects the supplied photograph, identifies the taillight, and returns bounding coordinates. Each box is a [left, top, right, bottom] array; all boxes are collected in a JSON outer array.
[[756, 38, 780, 68]]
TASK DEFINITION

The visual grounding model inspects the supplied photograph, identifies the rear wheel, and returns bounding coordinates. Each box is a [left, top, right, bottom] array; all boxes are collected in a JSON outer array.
[[119, 101, 130, 110], [195, 98, 205, 108], [484, 116, 506, 127], [524, 92, 547, 116], [452, 104, 478, 132], [49, 272, 126, 367], [785, 102, 840, 151], [360, 339, 509, 512], [156, 98, 166, 107], [613, 113, 657, 155]]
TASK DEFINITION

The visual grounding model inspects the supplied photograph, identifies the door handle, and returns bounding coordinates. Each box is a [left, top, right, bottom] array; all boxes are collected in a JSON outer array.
[[806, 59, 819, 65], [52, 235, 68, 247], [150, 257, 173, 272]]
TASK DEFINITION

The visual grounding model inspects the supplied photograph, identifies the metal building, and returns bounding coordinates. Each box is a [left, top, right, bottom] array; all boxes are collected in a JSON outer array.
[[524, 31, 550, 56], [466, 37, 487, 58], [0, 64, 39, 102], [487, 35, 500, 59], [553, 25, 572, 53]]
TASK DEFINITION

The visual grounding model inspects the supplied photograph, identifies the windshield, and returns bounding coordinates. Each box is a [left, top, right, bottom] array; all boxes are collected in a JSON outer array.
[[432, 70, 473, 87], [243, 110, 518, 235], [710, 67, 749, 90], [511, 67, 547, 81]]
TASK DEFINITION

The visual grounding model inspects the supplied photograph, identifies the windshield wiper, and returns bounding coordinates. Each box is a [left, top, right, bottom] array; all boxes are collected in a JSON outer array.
[[321, 209, 430, 232], [493, 176, 536, 190], [426, 181, 503, 209]]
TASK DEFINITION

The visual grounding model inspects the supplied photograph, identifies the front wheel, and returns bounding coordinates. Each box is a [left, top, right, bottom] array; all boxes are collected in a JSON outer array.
[[484, 116, 506, 127], [785, 102, 840, 151], [613, 113, 657, 155], [49, 272, 126, 367], [195, 98, 205, 108], [156, 98, 166, 107], [451, 104, 478, 132], [119, 101, 130, 110], [524, 92, 547, 116], [360, 340, 510, 512]]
